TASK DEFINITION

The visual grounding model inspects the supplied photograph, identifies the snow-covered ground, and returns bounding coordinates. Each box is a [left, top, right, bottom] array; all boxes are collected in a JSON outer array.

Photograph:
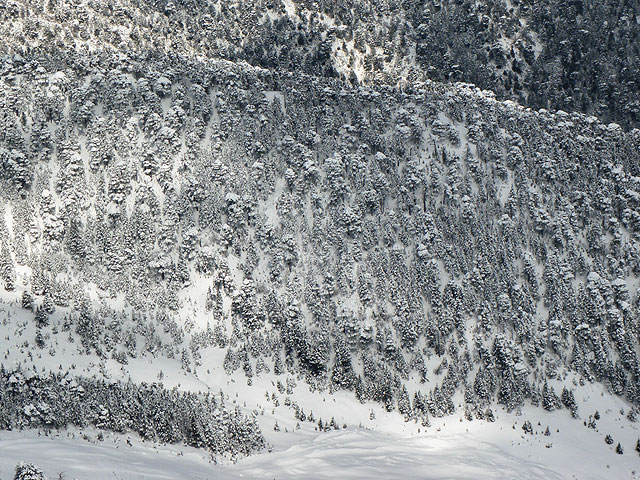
[[1, 404, 639, 480], [1, 297, 639, 479]]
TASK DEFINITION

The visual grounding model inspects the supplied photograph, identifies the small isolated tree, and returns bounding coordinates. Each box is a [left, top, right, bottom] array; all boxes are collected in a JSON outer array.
[[635, 439, 640, 454], [605, 434, 614, 445], [35, 307, 49, 328], [21, 291, 33, 310], [616, 443, 624, 455], [35, 330, 45, 349], [14, 462, 45, 480], [329, 417, 338, 430]]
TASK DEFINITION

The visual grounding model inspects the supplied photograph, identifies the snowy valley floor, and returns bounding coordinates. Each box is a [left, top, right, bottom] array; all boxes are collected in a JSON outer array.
[[1, 405, 639, 480]]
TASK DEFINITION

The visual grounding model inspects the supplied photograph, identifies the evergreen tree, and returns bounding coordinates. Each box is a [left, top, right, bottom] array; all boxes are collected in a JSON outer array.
[[21, 291, 33, 311], [398, 385, 412, 416], [34, 307, 49, 328], [14, 462, 45, 480], [35, 330, 45, 349]]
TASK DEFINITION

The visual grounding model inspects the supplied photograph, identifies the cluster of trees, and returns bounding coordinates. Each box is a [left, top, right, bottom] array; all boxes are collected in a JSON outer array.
[[0, 366, 265, 458], [18, 290, 187, 367], [0, 46, 639, 427], [1, 0, 639, 128]]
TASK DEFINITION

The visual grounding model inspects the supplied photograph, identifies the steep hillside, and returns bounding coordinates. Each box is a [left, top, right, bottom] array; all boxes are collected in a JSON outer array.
[[1, 48, 640, 427], [1, 0, 639, 127]]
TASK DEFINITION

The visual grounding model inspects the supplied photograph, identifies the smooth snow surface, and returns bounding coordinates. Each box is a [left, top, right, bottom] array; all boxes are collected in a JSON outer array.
[[2, 409, 639, 480], [0, 430, 217, 480], [231, 429, 560, 480], [0, 428, 557, 480]]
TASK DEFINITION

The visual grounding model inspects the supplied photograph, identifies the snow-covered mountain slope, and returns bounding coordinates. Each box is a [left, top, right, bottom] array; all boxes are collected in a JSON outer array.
[[2, 48, 640, 418], [1, 7, 640, 475], [1, 245, 639, 477], [2, 0, 639, 128], [1, 45, 640, 473]]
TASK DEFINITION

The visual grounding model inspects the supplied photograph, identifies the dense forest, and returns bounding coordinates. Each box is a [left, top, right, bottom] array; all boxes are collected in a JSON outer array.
[[0, 48, 639, 431], [0, 365, 265, 458], [1, 0, 639, 127]]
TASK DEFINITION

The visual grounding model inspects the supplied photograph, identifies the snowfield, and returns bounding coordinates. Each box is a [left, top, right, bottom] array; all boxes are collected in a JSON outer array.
[[232, 428, 561, 480], [1, 405, 639, 480]]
